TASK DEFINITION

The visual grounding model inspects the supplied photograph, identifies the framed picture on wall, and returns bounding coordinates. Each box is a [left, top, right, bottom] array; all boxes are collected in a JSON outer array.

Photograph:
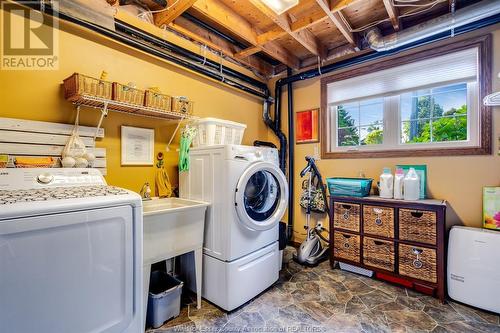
[[296, 108, 320, 144], [121, 126, 154, 166]]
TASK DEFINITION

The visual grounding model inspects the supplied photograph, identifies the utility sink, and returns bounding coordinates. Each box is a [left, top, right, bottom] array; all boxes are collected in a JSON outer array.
[[143, 197, 208, 216], [142, 197, 209, 265], [141, 197, 209, 317]]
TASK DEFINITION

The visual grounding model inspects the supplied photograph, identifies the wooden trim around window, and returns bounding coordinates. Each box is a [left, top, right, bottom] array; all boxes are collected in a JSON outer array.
[[320, 34, 492, 159]]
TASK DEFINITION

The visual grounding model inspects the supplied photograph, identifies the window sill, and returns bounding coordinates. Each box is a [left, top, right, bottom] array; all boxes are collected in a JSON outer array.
[[322, 145, 491, 159]]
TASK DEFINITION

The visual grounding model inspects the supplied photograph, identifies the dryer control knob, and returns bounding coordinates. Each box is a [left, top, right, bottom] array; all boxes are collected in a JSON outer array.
[[37, 173, 54, 184]]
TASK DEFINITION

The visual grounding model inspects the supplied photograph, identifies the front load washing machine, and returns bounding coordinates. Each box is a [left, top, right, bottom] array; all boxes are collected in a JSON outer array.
[[180, 145, 288, 311]]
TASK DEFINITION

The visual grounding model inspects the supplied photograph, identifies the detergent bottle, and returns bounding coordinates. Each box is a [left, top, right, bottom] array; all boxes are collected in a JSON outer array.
[[403, 168, 420, 201], [379, 168, 394, 199], [394, 168, 405, 200]]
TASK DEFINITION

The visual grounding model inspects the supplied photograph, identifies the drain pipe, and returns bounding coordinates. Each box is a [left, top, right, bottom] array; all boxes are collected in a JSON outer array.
[[366, 0, 500, 51], [286, 68, 294, 241], [262, 95, 286, 173], [262, 83, 287, 172]]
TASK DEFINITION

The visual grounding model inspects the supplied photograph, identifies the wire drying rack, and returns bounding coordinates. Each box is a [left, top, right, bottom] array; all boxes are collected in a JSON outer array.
[[69, 94, 199, 150]]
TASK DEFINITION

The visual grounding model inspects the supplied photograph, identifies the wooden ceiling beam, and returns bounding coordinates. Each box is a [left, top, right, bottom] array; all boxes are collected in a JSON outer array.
[[248, 0, 326, 58], [234, 0, 364, 57], [190, 0, 300, 69], [169, 17, 273, 76], [315, 0, 359, 50], [234, 46, 260, 59], [382, 0, 400, 31], [154, 0, 199, 26], [115, 8, 272, 77]]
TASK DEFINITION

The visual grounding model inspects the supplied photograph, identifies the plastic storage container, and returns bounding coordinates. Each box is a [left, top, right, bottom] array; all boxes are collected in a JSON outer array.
[[327, 177, 373, 197], [192, 117, 247, 147], [146, 271, 184, 329]]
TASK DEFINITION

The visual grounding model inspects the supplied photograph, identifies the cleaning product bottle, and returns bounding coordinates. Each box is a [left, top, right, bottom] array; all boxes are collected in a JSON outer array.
[[379, 167, 394, 199], [403, 167, 420, 201], [394, 168, 405, 200]]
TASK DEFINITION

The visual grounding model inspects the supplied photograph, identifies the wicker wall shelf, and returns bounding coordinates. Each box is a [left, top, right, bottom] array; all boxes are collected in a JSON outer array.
[[70, 94, 198, 121]]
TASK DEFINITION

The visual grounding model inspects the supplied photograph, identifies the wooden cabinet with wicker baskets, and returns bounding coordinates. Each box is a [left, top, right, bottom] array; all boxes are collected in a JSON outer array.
[[330, 196, 447, 303]]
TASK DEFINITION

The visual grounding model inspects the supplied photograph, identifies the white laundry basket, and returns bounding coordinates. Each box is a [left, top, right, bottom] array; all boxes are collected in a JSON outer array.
[[192, 117, 247, 146]]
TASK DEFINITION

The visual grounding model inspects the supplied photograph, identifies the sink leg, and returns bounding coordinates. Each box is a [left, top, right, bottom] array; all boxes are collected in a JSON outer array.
[[143, 263, 151, 330], [194, 248, 203, 309]]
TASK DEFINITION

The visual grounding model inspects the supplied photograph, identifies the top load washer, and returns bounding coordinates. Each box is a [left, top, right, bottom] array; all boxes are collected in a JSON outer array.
[[180, 144, 288, 261], [0, 168, 143, 333]]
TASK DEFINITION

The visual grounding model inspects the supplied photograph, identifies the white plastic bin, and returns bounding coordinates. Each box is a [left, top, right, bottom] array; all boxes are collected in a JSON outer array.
[[146, 271, 184, 329], [192, 117, 247, 146]]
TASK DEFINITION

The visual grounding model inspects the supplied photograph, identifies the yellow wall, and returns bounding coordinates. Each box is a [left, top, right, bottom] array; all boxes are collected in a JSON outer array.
[[275, 28, 500, 242], [0, 19, 268, 193]]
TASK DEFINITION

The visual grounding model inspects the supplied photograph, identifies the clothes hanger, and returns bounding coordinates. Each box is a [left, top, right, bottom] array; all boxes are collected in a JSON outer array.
[[483, 72, 500, 106]]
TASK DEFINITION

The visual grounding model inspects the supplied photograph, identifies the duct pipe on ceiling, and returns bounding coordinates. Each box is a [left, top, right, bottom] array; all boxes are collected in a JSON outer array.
[[366, 0, 500, 52]]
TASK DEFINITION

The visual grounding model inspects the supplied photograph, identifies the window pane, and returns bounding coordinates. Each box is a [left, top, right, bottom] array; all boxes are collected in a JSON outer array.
[[414, 88, 431, 97], [400, 82, 469, 144], [337, 104, 359, 128], [433, 82, 467, 94], [414, 96, 432, 119], [432, 88, 467, 118], [401, 120, 431, 143], [360, 98, 383, 126], [431, 116, 467, 142], [338, 127, 359, 146], [360, 125, 383, 145], [400, 93, 413, 121], [400, 94, 431, 121]]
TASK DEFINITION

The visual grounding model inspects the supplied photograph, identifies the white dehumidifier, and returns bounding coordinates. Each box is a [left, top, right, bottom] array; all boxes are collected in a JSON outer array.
[[448, 226, 500, 314]]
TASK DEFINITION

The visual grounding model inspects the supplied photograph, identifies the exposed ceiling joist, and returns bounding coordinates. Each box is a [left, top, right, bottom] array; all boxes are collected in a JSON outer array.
[[154, 0, 199, 26], [248, 0, 326, 58], [235, 0, 364, 58], [315, 0, 359, 50], [382, 0, 400, 31], [234, 46, 260, 59], [190, 0, 300, 69], [169, 17, 273, 76]]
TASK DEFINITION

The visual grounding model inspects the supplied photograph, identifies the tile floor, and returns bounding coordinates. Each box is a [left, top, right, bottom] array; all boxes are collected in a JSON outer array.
[[148, 247, 500, 333]]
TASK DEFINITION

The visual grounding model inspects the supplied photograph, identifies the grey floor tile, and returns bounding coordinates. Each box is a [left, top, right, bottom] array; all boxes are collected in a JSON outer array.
[[148, 246, 500, 333]]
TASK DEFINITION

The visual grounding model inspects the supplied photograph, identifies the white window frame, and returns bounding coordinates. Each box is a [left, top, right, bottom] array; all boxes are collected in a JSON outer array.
[[329, 81, 479, 153]]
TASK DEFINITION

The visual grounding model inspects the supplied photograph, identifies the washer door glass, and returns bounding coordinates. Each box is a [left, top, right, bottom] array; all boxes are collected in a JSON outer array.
[[243, 170, 280, 222], [235, 162, 288, 231]]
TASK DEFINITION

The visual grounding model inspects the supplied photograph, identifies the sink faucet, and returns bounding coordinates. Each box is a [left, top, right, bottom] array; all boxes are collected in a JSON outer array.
[[140, 182, 152, 201]]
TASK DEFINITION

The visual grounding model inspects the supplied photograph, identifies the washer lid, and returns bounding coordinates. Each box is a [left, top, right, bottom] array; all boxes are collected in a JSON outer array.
[[235, 162, 288, 231]]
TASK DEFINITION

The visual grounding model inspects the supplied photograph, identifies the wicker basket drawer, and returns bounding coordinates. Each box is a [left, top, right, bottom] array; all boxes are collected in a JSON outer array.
[[333, 232, 360, 263], [63, 73, 112, 101], [333, 202, 360, 232], [363, 237, 395, 272], [145, 91, 171, 110], [363, 205, 395, 238], [112, 83, 145, 106], [399, 209, 437, 245], [172, 96, 194, 115], [399, 244, 437, 283]]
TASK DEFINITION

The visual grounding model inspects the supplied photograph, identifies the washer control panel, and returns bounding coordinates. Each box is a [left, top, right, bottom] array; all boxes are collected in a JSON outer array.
[[0, 168, 106, 191], [228, 145, 279, 166]]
